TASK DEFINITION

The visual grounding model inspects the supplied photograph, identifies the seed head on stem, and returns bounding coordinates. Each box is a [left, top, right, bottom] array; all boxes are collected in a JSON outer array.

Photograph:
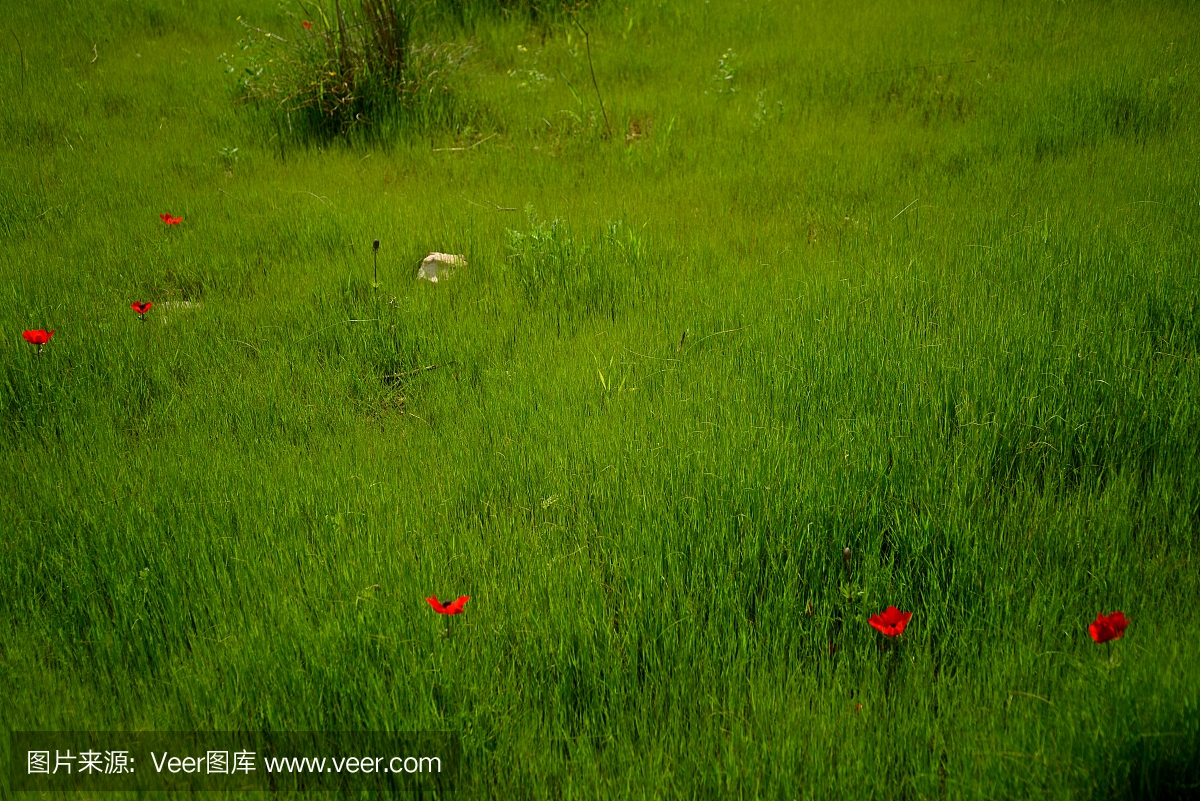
[[373, 239, 380, 287]]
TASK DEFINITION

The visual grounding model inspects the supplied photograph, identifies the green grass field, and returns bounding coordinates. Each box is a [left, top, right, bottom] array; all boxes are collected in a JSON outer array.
[[3, 0, 1200, 797]]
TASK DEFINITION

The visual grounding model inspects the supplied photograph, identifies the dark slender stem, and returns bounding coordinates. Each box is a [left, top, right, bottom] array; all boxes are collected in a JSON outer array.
[[10, 29, 24, 90], [372, 240, 380, 327], [565, 9, 611, 140], [275, 116, 286, 164]]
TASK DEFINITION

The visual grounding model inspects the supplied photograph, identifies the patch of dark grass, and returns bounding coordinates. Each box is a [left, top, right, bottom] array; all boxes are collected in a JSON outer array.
[[1022, 78, 1181, 160]]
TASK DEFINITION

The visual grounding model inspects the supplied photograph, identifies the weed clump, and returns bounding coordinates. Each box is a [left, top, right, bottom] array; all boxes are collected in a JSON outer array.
[[505, 206, 644, 320], [221, 0, 471, 140]]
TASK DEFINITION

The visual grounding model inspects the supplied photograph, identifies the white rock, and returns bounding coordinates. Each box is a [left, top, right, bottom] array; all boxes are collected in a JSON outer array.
[[417, 252, 465, 283]]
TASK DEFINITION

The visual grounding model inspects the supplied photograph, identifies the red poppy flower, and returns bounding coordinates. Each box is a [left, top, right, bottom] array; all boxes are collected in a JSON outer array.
[[22, 329, 55, 346], [159, 213, 183, 225], [302, 20, 313, 29], [868, 606, 912, 638], [1089, 611, 1129, 644], [426, 595, 470, 615], [131, 301, 154, 317]]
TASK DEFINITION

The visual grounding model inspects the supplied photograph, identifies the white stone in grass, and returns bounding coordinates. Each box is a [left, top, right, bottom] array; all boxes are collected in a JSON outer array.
[[417, 252, 465, 283]]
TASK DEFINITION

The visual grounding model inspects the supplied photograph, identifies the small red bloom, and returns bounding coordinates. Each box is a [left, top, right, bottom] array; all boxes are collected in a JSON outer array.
[[131, 301, 154, 317], [1089, 611, 1129, 644], [302, 20, 313, 29], [22, 329, 55, 346], [426, 595, 470, 615], [868, 606, 912, 638], [160, 213, 182, 225]]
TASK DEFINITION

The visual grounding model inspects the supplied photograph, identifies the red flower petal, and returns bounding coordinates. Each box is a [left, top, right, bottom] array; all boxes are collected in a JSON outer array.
[[426, 595, 470, 615], [22, 329, 54, 345], [1090, 611, 1128, 643], [131, 301, 153, 315], [868, 606, 912, 638], [302, 20, 313, 29], [161, 213, 182, 225]]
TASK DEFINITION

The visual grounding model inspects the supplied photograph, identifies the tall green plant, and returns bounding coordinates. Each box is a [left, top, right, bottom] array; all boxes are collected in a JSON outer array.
[[222, 0, 458, 139]]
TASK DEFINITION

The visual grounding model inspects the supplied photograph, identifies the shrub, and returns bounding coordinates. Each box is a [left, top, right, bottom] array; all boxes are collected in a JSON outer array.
[[221, 0, 471, 139]]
